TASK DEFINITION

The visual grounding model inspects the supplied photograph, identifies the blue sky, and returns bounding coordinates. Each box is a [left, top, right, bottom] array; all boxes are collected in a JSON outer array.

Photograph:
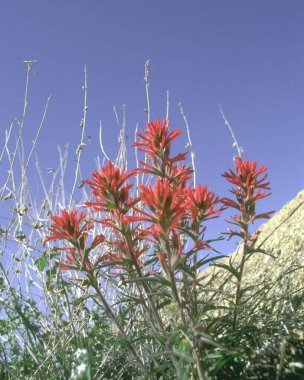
[[0, 0, 303, 252]]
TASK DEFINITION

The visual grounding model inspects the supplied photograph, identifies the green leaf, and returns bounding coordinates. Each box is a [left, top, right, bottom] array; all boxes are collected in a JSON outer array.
[[157, 299, 172, 310], [213, 261, 240, 280], [49, 251, 60, 260], [35, 257, 48, 271], [196, 254, 227, 269], [46, 266, 57, 279], [73, 295, 91, 306], [144, 256, 159, 266], [121, 258, 136, 266]]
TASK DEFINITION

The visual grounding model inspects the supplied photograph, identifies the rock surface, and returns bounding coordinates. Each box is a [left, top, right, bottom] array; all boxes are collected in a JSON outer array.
[[239, 189, 304, 291], [201, 189, 304, 311]]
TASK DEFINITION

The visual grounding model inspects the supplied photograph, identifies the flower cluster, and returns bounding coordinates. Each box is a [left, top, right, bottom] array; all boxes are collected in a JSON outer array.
[[44, 120, 271, 278], [83, 161, 147, 269], [45, 209, 104, 270], [131, 120, 223, 274], [45, 209, 91, 248], [84, 161, 137, 214], [133, 119, 192, 184], [222, 157, 273, 240]]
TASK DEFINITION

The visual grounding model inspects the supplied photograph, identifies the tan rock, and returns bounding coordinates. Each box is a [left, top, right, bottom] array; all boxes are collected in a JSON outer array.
[[199, 190, 304, 314]]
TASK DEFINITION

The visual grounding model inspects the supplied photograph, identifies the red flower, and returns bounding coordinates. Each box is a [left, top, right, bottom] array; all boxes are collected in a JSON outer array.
[[85, 161, 137, 213], [45, 209, 105, 271], [157, 252, 166, 264], [45, 209, 92, 249], [193, 240, 210, 251], [133, 178, 188, 238], [222, 158, 274, 234], [134, 120, 182, 160], [134, 120, 187, 178], [222, 158, 271, 202], [90, 234, 106, 250], [187, 185, 222, 225]]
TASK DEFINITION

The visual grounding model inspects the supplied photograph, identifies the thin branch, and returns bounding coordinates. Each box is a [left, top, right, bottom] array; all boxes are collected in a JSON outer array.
[[134, 123, 140, 196], [0, 60, 35, 197], [116, 104, 127, 170], [69, 65, 88, 208], [166, 89, 170, 121], [144, 60, 151, 122], [178, 102, 196, 187], [17, 95, 52, 201], [219, 104, 243, 158], [99, 120, 111, 161]]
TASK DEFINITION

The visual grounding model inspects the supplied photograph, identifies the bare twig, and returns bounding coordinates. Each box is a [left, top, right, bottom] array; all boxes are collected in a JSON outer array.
[[144, 60, 151, 122], [0, 60, 35, 197], [69, 65, 88, 208], [166, 89, 170, 121], [178, 102, 196, 187], [99, 120, 111, 161], [219, 104, 243, 158]]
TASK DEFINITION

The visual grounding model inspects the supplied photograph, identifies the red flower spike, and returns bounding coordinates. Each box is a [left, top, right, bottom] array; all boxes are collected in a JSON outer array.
[[222, 158, 270, 196], [45, 209, 92, 249], [139, 178, 188, 236], [57, 263, 77, 270], [222, 158, 274, 237], [45, 210, 105, 271], [171, 230, 185, 257], [157, 252, 166, 264], [85, 161, 137, 213], [134, 120, 188, 179], [193, 240, 209, 251], [134, 120, 182, 160], [187, 185, 223, 225]]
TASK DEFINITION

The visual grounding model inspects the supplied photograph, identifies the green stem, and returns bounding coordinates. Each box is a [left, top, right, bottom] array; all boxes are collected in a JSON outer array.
[[88, 274, 145, 369], [165, 243, 206, 380], [124, 232, 167, 335], [232, 228, 249, 331]]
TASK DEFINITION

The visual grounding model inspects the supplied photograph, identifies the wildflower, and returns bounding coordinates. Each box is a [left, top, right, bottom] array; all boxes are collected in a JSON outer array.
[[134, 119, 183, 161], [55, 248, 78, 270], [193, 240, 210, 251], [223, 157, 270, 193], [45, 209, 92, 249], [45, 209, 104, 271], [134, 120, 187, 177], [222, 158, 274, 238], [85, 161, 137, 213], [137, 178, 188, 238], [187, 185, 222, 226]]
